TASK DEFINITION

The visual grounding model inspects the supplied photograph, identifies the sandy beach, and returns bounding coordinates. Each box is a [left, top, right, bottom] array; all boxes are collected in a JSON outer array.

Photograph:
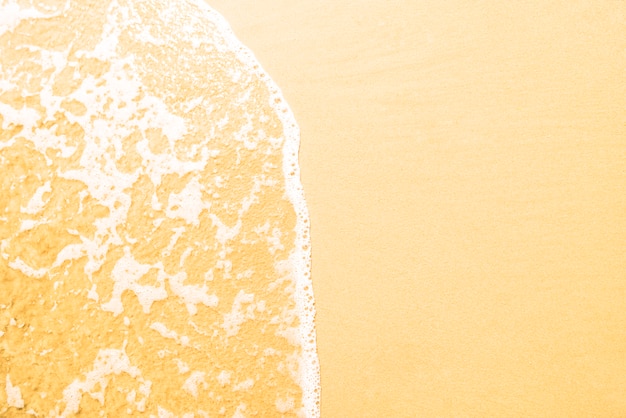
[[211, 1, 626, 416], [0, 0, 624, 416]]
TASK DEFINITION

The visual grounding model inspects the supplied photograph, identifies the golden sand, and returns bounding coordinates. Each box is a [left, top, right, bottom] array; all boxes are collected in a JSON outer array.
[[211, 1, 626, 416]]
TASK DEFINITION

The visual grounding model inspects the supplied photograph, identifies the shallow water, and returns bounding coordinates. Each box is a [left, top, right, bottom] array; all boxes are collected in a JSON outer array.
[[0, 0, 319, 416]]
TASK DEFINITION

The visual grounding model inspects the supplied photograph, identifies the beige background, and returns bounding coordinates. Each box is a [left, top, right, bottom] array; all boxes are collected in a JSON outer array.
[[211, 1, 626, 416]]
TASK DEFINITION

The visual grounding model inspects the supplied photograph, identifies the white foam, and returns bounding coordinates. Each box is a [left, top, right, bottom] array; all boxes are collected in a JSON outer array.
[[174, 358, 191, 374], [276, 396, 295, 414], [20, 182, 51, 215], [216, 370, 232, 386], [166, 271, 219, 316], [53, 243, 86, 267], [198, 5, 321, 414], [101, 247, 167, 316], [165, 177, 206, 225], [0, 0, 62, 37], [221, 290, 255, 337], [0, 102, 40, 132], [182, 371, 207, 398], [232, 403, 247, 418], [149, 321, 190, 347], [5, 375, 24, 409], [59, 348, 151, 417], [9, 257, 47, 279], [157, 406, 176, 418], [209, 213, 242, 244], [233, 377, 254, 392]]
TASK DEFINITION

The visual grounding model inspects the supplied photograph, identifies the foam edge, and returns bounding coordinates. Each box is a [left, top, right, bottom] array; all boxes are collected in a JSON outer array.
[[191, 2, 321, 417]]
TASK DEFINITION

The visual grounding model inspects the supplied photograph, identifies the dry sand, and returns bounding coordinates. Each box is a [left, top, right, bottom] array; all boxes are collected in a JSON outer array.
[[211, 1, 626, 416]]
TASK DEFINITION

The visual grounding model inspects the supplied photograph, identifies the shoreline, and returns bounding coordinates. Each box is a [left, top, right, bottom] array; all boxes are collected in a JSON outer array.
[[211, 1, 626, 416]]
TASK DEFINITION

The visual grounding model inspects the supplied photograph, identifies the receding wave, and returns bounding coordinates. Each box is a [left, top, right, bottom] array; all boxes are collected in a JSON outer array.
[[0, 0, 319, 416]]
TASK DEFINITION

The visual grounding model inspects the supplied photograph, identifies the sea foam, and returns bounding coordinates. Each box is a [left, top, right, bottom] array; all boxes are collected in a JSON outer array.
[[0, 0, 319, 416]]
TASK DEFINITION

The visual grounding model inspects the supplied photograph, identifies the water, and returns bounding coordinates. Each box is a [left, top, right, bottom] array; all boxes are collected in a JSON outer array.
[[0, 0, 319, 416]]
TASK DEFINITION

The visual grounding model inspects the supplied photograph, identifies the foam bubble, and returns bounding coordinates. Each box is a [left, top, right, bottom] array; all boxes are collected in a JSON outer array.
[[5, 375, 25, 409]]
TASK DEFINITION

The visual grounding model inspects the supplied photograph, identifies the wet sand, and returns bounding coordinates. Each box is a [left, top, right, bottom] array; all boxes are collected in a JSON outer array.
[[0, 1, 318, 415], [209, 1, 626, 417]]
